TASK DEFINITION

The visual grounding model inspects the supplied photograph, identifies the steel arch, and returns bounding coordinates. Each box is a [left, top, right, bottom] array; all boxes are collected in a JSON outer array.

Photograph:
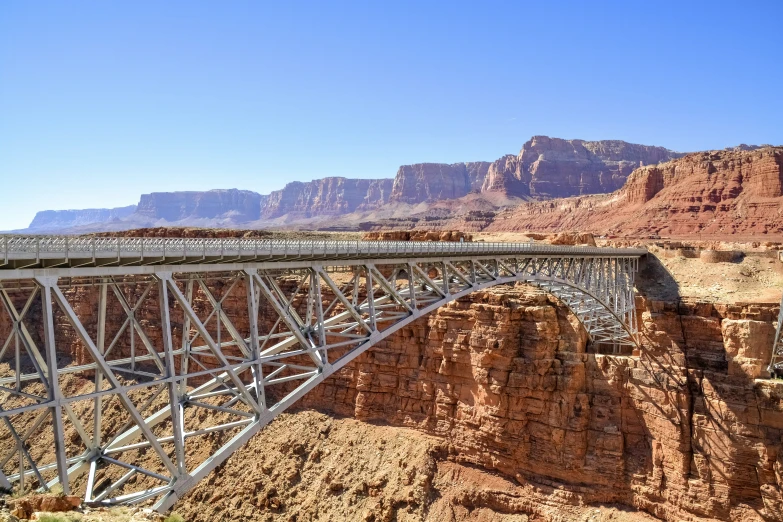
[[0, 238, 644, 511]]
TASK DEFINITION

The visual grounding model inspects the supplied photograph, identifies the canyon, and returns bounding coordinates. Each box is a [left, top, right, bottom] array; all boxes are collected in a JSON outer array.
[[364, 146, 783, 240], [14, 136, 681, 234], [480, 146, 783, 238], [169, 282, 783, 522], [20, 140, 780, 242], [3, 247, 783, 521]]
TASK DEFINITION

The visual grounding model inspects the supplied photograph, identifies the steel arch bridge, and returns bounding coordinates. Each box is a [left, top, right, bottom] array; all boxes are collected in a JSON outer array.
[[0, 236, 645, 511]]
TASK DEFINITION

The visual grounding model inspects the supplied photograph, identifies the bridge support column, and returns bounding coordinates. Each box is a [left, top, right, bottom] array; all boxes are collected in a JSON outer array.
[[35, 276, 70, 495]]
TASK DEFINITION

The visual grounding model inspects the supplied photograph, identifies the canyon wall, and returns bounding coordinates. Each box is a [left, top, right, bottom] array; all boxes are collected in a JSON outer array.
[[389, 162, 492, 203], [3, 271, 783, 520], [261, 177, 393, 219], [485, 146, 783, 237], [481, 136, 681, 200], [14, 135, 684, 232], [287, 287, 783, 521], [388, 138, 680, 205], [135, 189, 264, 223], [26, 205, 137, 232]]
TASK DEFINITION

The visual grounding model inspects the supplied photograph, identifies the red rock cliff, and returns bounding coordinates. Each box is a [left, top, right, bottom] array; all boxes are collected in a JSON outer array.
[[389, 162, 491, 203], [293, 287, 783, 521], [261, 177, 393, 219], [481, 136, 681, 200], [488, 146, 783, 237], [135, 189, 264, 222]]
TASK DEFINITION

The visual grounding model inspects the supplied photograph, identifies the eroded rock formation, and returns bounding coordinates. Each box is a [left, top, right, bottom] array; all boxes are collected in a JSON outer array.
[[389, 162, 492, 203], [481, 137, 681, 199], [135, 189, 264, 223], [16, 136, 685, 233], [261, 177, 393, 219], [361, 230, 472, 242], [26, 205, 137, 232], [388, 138, 679, 205], [487, 146, 783, 237], [282, 288, 783, 521]]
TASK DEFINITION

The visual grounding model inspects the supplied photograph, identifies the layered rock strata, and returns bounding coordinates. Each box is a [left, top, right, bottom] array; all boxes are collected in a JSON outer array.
[[135, 189, 264, 222], [26, 205, 137, 232], [389, 162, 492, 203], [486, 146, 783, 237], [18, 136, 683, 233], [287, 288, 783, 521], [261, 177, 393, 219], [481, 136, 681, 199], [361, 230, 472, 242]]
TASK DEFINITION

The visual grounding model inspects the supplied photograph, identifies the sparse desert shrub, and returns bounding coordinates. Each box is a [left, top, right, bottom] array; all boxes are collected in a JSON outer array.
[[164, 513, 186, 522], [37, 515, 70, 522]]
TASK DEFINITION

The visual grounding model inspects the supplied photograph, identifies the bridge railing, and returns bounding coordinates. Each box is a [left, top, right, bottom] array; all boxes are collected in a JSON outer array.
[[1, 235, 647, 264]]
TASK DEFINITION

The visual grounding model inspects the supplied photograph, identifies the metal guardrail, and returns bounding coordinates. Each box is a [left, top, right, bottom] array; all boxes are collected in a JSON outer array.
[[0, 236, 647, 266]]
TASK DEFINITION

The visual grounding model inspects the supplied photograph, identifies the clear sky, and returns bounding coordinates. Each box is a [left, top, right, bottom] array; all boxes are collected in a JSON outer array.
[[1, 1, 781, 230]]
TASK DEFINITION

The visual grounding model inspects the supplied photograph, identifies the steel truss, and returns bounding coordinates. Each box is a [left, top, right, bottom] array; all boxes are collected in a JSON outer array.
[[0, 242, 643, 511]]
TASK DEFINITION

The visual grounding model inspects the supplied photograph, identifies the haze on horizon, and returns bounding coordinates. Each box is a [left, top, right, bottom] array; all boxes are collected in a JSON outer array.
[[1, 0, 781, 231]]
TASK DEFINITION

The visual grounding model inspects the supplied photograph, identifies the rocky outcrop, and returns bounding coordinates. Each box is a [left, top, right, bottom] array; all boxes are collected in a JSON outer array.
[[481, 136, 682, 199], [26, 205, 137, 232], [91, 226, 273, 238], [389, 162, 491, 203], [384, 138, 679, 206], [482, 154, 531, 197], [487, 146, 783, 237], [261, 177, 393, 219], [362, 230, 472, 242], [17, 135, 684, 233], [136, 189, 263, 222], [291, 288, 783, 521]]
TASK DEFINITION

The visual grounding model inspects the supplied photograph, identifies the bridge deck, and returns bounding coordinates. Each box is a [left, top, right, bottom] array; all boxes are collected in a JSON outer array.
[[1, 236, 647, 274]]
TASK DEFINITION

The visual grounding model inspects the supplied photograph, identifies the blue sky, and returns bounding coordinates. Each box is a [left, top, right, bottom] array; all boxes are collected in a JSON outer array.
[[1, 1, 781, 230]]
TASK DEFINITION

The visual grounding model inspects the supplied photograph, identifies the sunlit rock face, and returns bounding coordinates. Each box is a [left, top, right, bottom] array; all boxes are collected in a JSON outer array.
[[136, 189, 263, 222], [261, 177, 393, 219]]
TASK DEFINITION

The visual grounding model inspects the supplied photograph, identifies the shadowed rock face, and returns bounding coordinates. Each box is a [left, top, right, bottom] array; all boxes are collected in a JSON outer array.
[[135, 189, 263, 222], [261, 177, 393, 219]]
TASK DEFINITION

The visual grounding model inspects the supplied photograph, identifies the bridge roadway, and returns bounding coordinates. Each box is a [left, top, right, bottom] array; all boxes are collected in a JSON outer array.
[[0, 236, 646, 510]]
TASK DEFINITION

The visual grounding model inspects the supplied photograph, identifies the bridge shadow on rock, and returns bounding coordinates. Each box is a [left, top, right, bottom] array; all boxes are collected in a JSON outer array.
[[287, 283, 673, 519], [290, 259, 783, 521], [627, 253, 783, 521]]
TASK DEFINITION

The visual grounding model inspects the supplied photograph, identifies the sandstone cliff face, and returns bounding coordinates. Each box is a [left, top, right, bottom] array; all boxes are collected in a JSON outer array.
[[289, 288, 783, 522], [482, 155, 530, 197], [135, 189, 263, 222], [479, 136, 681, 200], [26, 205, 137, 232], [389, 162, 491, 203], [487, 146, 783, 237], [623, 147, 783, 205], [18, 135, 685, 233], [261, 177, 393, 219], [387, 138, 679, 205]]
